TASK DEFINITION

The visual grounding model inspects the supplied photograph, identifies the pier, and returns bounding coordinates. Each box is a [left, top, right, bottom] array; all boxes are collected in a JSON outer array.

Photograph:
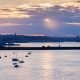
[[0, 47, 80, 50]]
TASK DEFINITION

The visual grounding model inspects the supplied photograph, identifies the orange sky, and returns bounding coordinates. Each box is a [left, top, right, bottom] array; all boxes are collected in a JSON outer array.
[[0, 0, 77, 7]]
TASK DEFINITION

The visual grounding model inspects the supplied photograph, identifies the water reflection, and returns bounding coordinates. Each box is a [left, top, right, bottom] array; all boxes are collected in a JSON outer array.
[[38, 51, 55, 80], [40, 51, 55, 69], [9, 42, 80, 47], [0, 50, 80, 80]]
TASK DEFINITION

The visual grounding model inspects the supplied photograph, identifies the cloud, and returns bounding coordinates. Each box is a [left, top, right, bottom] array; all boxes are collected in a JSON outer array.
[[0, 1, 80, 36], [65, 22, 80, 26], [59, 1, 80, 8], [0, 22, 21, 27], [0, 7, 32, 18], [0, 1, 80, 19]]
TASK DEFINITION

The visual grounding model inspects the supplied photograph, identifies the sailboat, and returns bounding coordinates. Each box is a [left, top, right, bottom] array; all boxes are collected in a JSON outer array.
[[28, 52, 31, 55], [12, 52, 20, 68], [12, 52, 19, 61], [14, 64, 20, 68]]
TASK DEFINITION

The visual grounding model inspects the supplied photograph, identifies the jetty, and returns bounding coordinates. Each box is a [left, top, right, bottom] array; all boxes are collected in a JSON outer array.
[[0, 46, 80, 50]]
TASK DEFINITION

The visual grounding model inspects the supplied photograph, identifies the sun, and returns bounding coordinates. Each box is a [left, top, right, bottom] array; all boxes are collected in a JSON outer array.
[[44, 18, 58, 29], [44, 18, 51, 22]]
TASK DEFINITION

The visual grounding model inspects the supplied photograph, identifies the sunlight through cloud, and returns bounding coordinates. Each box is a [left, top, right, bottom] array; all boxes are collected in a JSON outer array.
[[44, 18, 59, 29]]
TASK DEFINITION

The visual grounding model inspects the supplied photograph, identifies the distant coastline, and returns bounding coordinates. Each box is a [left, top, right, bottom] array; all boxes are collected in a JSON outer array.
[[0, 34, 80, 44]]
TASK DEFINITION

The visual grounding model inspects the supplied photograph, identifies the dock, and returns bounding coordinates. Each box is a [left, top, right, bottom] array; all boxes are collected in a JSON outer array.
[[0, 47, 80, 50]]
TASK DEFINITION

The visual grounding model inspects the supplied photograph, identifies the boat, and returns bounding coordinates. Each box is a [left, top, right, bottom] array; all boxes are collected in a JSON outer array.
[[42, 46, 45, 48], [12, 58, 19, 61], [12, 52, 19, 61], [28, 52, 31, 55], [14, 64, 19, 68], [13, 62, 17, 65], [4, 55, 7, 57], [0, 56, 1, 59], [25, 55, 29, 57], [19, 60, 24, 63]]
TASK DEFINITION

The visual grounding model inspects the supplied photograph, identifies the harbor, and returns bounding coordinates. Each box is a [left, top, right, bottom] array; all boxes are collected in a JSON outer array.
[[0, 50, 80, 80]]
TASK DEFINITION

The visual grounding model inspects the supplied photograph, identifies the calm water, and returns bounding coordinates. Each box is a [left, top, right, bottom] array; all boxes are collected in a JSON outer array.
[[6, 42, 80, 47], [1, 43, 80, 80]]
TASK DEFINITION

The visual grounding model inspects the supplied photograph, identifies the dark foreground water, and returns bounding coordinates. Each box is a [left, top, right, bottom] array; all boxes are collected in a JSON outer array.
[[0, 50, 80, 80]]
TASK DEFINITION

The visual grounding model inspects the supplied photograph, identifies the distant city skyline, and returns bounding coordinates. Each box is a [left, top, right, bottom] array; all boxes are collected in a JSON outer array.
[[0, 0, 80, 36]]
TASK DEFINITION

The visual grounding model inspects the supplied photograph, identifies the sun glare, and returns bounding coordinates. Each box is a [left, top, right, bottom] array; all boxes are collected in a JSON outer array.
[[44, 18, 50, 22], [44, 18, 58, 29]]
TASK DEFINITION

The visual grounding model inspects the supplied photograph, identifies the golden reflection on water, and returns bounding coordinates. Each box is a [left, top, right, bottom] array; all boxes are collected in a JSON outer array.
[[36, 50, 56, 79], [40, 51, 55, 69]]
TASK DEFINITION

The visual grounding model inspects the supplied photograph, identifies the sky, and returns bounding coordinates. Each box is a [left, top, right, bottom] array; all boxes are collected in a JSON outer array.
[[0, 0, 77, 6], [0, 0, 80, 36]]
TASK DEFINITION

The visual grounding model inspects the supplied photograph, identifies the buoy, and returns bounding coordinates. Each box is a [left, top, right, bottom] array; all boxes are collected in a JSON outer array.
[[28, 52, 31, 55], [0, 56, 1, 59], [4, 56, 7, 57], [13, 52, 15, 54], [25, 55, 29, 57]]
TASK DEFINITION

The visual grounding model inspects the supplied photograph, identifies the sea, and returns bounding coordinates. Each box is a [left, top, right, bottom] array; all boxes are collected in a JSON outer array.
[[0, 42, 80, 80]]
